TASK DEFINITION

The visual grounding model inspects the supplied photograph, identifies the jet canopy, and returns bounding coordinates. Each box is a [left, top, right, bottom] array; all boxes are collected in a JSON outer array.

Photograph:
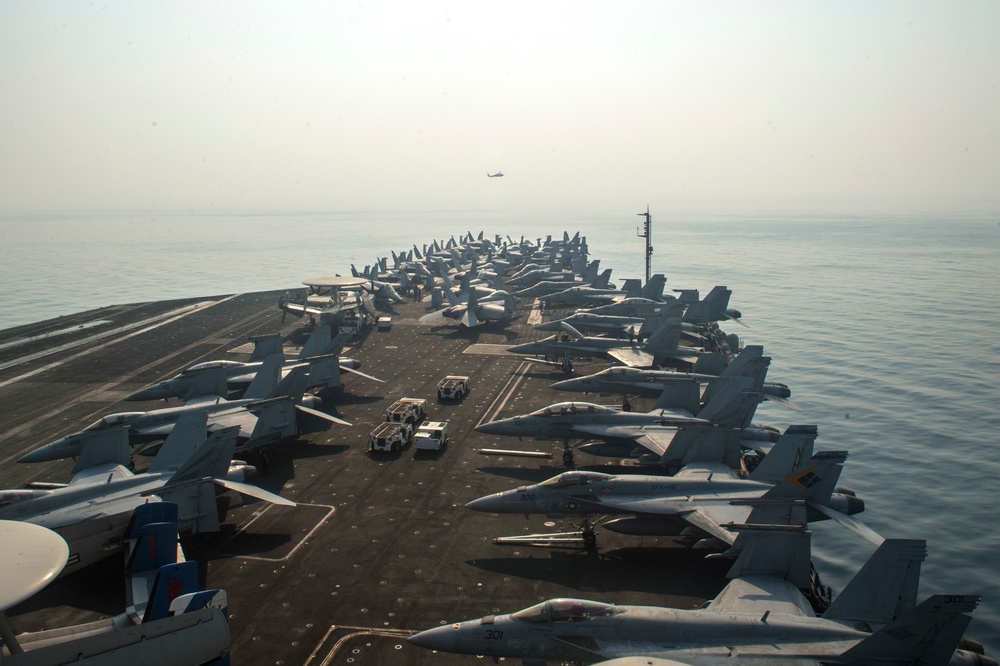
[[511, 599, 621, 624], [83, 413, 144, 431], [527, 402, 618, 418], [187, 360, 243, 372], [538, 471, 613, 488]]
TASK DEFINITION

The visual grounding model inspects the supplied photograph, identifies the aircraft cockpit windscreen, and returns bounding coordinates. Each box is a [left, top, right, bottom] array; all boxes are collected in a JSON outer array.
[[512, 599, 620, 624], [539, 471, 612, 488], [529, 402, 616, 417], [188, 360, 239, 371], [83, 413, 142, 431]]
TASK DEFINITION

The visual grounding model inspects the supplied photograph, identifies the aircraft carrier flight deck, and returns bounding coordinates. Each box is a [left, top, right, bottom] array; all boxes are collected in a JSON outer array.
[[0, 290, 734, 665]]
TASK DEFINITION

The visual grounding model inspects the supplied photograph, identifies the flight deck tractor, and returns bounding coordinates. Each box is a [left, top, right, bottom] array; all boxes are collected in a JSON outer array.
[[437, 375, 470, 400], [413, 421, 448, 451], [369, 422, 412, 453], [385, 397, 428, 424]]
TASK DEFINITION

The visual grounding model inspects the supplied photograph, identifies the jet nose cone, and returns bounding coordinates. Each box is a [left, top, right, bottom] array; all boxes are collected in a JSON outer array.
[[408, 624, 456, 652], [506, 342, 536, 354], [549, 378, 581, 392], [18, 438, 74, 464], [474, 420, 508, 436], [465, 494, 504, 512], [124, 388, 156, 401]]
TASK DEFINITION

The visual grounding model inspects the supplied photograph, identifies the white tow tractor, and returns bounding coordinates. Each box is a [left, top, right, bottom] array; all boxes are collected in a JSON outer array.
[[385, 398, 428, 424], [368, 422, 412, 453], [413, 421, 448, 451], [437, 375, 470, 400]]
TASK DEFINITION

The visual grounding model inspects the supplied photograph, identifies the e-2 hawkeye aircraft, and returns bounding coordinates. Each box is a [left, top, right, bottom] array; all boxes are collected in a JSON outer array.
[[0, 510, 230, 666]]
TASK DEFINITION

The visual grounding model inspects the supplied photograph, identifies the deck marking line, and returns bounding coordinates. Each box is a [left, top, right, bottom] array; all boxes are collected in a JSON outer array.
[[0, 298, 231, 380], [219, 502, 335, 563], [477, 360, 534, 427], [305, 625, 415, 666]]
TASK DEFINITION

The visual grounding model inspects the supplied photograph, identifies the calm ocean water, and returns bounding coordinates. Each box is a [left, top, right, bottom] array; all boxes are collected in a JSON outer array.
[[2, 209, 999, 650]]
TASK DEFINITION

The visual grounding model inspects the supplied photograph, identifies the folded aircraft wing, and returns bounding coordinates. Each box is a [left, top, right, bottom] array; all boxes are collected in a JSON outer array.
[[678, 507, 747, 545], [572, 424, 681, 457], [67, 464, 135, 487], [206, 411, 258, 439], [606, 348, 655, 367], [705, 576, 815, 617]]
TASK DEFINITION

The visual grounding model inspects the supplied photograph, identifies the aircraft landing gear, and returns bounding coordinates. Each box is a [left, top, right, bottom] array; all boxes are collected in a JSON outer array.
[[561, 442, 574, 466], [580, 517, 597, 550]]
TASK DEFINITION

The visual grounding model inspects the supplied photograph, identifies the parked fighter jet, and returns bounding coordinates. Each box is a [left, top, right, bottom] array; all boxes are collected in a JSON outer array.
[[409, 530, 989, 665], [467, 437, 868, 548], [540, 273, 667, 307], [475, 378, 763, 464], [507, 317, 708, 369], [1, 413, 294, 576], [549, 344, 795, 408], [19, 359, 348, 464], [683, 284, 746, 326], [487, 171, 503, 177], [125, 326, 381, 402], [534, 312, 648, 335], [420, 287, 517, 328]]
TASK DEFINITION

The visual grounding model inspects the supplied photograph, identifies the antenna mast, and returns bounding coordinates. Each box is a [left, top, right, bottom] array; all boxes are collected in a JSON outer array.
[[636, 206, 652, 283]]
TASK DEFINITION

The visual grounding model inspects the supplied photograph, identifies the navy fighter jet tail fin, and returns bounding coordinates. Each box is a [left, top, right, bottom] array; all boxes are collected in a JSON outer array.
[[590, 268, 613, 289], [724, 521, 812, 589], [640, 273, 667, 300], [168, 426, 239, 485], [684, 285, 732, 324], [303, 354, 341, 390], [248, 333, 284, 362], [147, 411, 209, 474], [823, 539, 926, 626], [620, 278, 642, 298], [242, 354, 285, 401], [298, 324, 332, 359], [748, 425, 817, 482], [651, 379, 701, 414], [697, 378, 762, 429], [758, 450, 846, 504], [642, 317, 683, 354], [838, 593, 978, 665], [268, 364, 308, 402]]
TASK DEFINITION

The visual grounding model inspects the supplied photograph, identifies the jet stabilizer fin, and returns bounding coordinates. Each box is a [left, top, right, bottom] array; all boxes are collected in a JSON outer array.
[[70, 425, 132, 474], [242, 354, 285, 401], [839, 593, 979, 665], [823, 538, 926, 626], [748, 425, 817, 482]]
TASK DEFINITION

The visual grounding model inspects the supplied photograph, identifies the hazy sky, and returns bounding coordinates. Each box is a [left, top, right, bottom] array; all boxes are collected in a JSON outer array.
[[2, 1, 998, 214]]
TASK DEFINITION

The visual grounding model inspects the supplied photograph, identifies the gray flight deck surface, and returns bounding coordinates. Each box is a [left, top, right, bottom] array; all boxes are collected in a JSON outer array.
[[0, 291, 732, 665]]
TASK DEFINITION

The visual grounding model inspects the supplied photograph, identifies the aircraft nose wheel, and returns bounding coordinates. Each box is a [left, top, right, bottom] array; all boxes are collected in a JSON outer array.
[[581, 518, 597, 549], [562, 442, 574, 466]]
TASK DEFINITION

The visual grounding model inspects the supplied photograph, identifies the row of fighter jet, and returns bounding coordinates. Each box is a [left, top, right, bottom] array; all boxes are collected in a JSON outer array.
[[404, 231, 993, 665], [0, 313, 391, 663], [0, 230, 584, 664]]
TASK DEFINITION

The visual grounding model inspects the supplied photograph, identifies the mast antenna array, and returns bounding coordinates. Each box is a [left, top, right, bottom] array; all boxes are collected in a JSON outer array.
[[636, 206, 652, 283]]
